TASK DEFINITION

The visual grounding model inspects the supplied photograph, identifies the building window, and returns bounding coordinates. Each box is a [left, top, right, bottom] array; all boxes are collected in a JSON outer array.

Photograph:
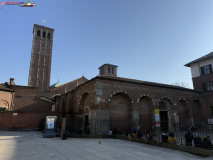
[[201, 65, 212, 75], [42, 31, 46, 37], [207, 82, 213, 91], [211, 106, 213, 116], [112, 67, 114, 74], [37, 30, 40, 36], [108, 67, 110, 73], [47, 33, 50, 38], [203, 82, 213, 92]]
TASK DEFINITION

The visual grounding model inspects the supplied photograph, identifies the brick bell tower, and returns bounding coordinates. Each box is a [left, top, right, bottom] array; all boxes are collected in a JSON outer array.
[[28, 24, 55, 92]]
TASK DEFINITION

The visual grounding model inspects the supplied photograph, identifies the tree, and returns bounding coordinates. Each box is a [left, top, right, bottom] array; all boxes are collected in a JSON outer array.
[[171, 81, 190, 88]]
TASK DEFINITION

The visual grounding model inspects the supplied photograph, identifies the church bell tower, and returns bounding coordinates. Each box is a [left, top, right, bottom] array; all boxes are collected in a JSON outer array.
[[28, 24, 55, 92]]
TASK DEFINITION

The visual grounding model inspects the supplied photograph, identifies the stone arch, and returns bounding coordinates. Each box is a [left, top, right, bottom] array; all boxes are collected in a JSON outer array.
[[192, 100, 203, 128], [78, 92, 91, 132], [79, 92, 91, 114], [158, 98, 174, 131], [138, 96, 153, 131], [177, 99, 190, 130], [109, 92, 132, 134]]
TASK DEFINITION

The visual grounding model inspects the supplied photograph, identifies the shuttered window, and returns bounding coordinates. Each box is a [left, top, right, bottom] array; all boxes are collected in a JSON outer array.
[[108, 67, 110, 73], [112, 67, 114, 74]]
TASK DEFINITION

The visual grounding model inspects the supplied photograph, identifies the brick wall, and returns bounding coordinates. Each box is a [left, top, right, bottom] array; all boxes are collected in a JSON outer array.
[[0, 90, 13, 110], [11, 85, 52, 112], [0, 112, 58, 130], [50, 76, 88, 95]]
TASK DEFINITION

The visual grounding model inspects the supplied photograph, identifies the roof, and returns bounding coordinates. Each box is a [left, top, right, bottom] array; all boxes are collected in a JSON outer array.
[[50, 76, 88, 92], [0, 83, 15, 92], [37, 92, 55, 103], [184, 52, 213, 67], [73, 75, 202, 93], [50, 82, 62, 88], [98, 64, 118, 69]]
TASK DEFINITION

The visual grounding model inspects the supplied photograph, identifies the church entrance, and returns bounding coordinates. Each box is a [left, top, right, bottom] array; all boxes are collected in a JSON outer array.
[[160, 111, 168, 131]]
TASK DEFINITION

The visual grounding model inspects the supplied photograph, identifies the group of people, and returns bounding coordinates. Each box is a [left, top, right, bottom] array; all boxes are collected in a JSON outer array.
[[130, 125, 143, 138], [78, 123, 91, 135], [185, 126, 212, 148], [162, 125, 213, 148], [109, 126, 125, 135]]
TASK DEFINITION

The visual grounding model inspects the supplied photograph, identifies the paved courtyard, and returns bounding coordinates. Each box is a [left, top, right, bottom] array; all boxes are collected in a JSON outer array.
[[0, 131, 213, 160]]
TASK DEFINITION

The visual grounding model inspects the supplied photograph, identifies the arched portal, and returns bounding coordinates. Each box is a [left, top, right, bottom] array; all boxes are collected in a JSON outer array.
[[192, 100, 203, 128], [79, 92, 91, 133], [0, 100, 9, 111], [177, 100, 190, 130], [138, 96, 152, 131], [109, 93, 132, 134]]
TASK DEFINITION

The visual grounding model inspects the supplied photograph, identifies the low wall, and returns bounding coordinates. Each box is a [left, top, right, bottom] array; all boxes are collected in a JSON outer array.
[[0, 112, 58, 130], [68, 134, 213, 157]]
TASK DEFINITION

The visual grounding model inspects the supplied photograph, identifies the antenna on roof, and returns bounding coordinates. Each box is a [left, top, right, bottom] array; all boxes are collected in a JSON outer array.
[[58, 76, 59, 83], [42, 20, 45, 26]]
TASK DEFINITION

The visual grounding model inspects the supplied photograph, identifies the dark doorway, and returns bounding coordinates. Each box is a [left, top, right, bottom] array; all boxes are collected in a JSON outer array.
[[160, 111, 168, 131], [85, 115, 89, 133]]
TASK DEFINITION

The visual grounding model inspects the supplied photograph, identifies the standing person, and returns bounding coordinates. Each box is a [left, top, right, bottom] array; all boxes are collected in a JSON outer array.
[[78, 128, 83, 135], [162, 131, 168, 143], [185, 130, 193, 146], [109, 129, 112, 135], [191, 125, 197, 138], [113, 126, 119, 134], [86, 123, 91, 135]]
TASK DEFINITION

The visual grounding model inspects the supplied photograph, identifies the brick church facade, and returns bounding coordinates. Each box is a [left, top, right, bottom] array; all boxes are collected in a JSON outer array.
[[1, 24, 213, 133], [55, 63, 205, 135]]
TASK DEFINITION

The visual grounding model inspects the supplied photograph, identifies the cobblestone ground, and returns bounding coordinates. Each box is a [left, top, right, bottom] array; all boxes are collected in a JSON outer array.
[[0, 131, 213, 160]]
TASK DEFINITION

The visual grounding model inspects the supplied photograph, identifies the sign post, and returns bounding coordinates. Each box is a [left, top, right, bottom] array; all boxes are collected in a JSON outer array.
[[43, 116, 57, 138]]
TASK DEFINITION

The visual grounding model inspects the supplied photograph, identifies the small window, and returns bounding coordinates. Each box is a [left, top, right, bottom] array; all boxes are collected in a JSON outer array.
[[108, 67, 110, 73], [37, 30, 40, 36], [201, 65, 212, 75], [211, 106, 213, 116], [42, 31, 46, 37], [207, 82, 213, 91], [112, 67, 114, 74], [47, 33, 50, 39]]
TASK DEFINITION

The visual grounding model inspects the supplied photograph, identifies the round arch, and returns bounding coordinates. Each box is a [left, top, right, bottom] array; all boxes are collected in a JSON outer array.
[[138, 96, 153, 130], [192, 100, 203, 128], [108, 92, 133, 134]]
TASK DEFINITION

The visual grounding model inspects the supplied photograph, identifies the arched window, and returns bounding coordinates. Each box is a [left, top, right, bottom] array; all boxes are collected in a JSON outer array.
[[108, 67, 110, 73], [47, 33, 50, 39], [42, 31, 46, 37], [37, 30, 40, 36]]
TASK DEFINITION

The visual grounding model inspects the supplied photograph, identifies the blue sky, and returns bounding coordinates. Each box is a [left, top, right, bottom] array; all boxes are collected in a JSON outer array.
[[1, 0, 213, 89]]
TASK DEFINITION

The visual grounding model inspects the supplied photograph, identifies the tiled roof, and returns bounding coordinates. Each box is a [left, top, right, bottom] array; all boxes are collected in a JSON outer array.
[[184, 52, 213, 67], [77, 75, 201, 93], [0, 83, 15, 92], [50, 76, 88, 91]]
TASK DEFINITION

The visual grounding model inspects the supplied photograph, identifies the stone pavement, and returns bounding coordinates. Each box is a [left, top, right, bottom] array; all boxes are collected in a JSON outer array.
[[0, 131, 213, 160]]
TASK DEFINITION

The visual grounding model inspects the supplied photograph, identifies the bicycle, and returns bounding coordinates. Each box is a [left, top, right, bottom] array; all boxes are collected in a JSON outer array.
[[142, 130, 160, 146]]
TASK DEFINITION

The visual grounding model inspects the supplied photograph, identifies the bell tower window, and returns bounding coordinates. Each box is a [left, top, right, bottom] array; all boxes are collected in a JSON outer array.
[[37, 30, 40, 36], [47, 33, 50, 38], [43, 31, 46, 37], [108, 67, 110, 73]]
